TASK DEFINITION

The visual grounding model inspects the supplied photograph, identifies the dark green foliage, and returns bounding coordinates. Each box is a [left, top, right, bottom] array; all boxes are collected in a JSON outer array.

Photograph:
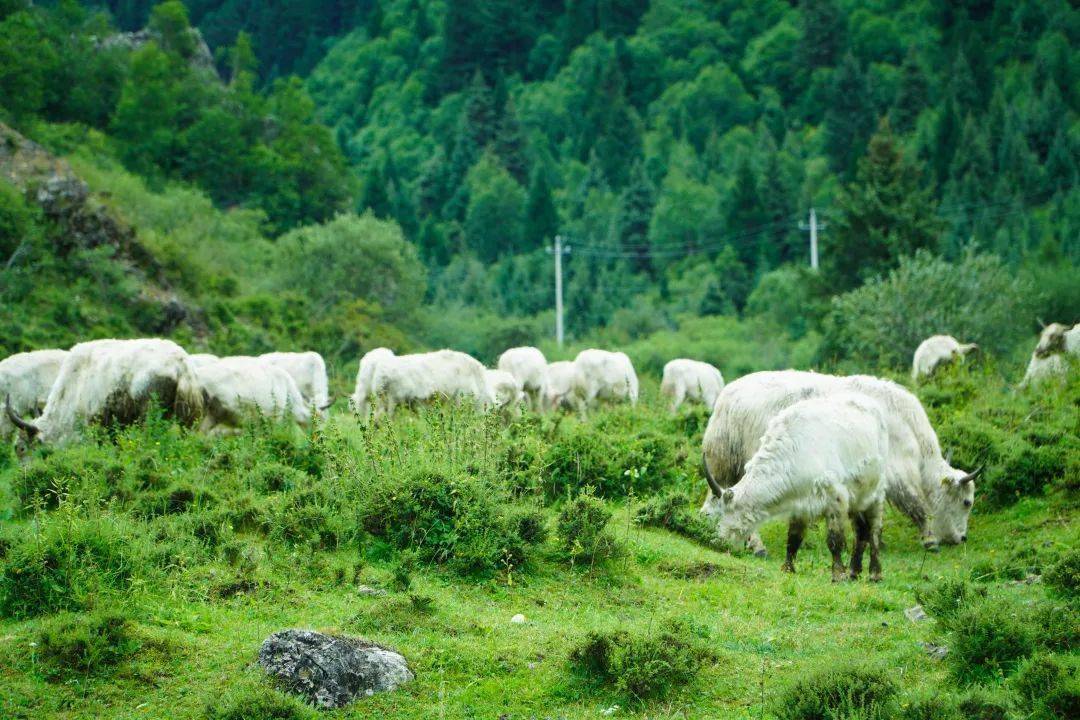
[[916, 577, 986, 622], [944, 598, 1037, 682], [0, 180, 35, 261], [894, 692, 962, 720], [569, 620, 711, 700], [1012, 654, 1080, 720], [203, 686, 318, 720], [360, 468, 542, 575], [772, 665, 898, 720], [555, 488, 622, 565], [1044, 549, 1080, 598], [634, 491, 716, 546], [37, 611, 140, 678]]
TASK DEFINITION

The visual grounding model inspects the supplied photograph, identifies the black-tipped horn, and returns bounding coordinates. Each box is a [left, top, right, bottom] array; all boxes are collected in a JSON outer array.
[[959, 466, 982, 485], [702, 451, 724, 499], [318, 397, 335, 411], [5, 395, 39, 438]]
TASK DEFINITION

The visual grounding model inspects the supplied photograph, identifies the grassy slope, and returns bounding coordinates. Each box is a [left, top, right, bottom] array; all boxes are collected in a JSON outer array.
[[0, 371, 1075, 719]]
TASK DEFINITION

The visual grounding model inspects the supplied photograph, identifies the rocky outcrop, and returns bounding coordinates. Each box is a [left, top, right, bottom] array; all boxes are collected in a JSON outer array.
[[96, 27, 217, 76], [258, 629, 414, 708]]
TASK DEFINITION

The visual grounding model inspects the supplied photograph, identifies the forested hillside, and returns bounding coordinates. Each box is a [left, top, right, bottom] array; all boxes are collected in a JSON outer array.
[[1, 0, 1078, 371]]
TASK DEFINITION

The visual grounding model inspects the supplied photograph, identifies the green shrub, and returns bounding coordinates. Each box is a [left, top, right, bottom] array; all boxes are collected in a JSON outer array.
[[946, 598, 1036, 682], [1012, 654, 1080, 720], [0, 511, 141, 618], [954, 687, 1010, 720], [634, 491, 717, 546], [1030, 601, 1080, 653], [555, 488, 623, 565], [894, 692, 962, 720], [915, 577, 986, 622], [569, 620, 711, 701], [37, 611, 140, 678], [772, 665, 897, 720], [1044, 548, 1080, 598], [360, 468, 541, 575], [203, 686, 318, 720]]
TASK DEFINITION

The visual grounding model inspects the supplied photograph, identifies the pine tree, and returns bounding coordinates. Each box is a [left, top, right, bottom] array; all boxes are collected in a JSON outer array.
[[933, 97, 961, 187], [727, 150, 767, 266], [757, 131, 798, 265], [827, 118, 943, 290], [796, 0, 845, 70], [1045, 127, 1077, 192], [493, 97, 529, 184], [525, 167, 559, 249], [823, 54, 876, 178], [616, 161, 655, 273], [891, 47, 929, 133]]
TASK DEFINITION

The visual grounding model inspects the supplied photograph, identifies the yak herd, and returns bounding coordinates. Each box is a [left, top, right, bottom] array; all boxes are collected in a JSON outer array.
[[1, 321, 1077, 581]]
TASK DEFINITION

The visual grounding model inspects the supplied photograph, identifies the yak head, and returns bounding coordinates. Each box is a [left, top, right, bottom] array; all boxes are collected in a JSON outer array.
[[1034, 323, 1069, 358], [5, 395, 42, 446], [930, 455, 979, 545]]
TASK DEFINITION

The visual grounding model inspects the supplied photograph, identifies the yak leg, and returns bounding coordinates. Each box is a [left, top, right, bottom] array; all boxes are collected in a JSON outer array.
[[781, 518, 807, 574], [867, 500, 885, 582], [849, 512, 870, 580], [826, 512, 848, 583]]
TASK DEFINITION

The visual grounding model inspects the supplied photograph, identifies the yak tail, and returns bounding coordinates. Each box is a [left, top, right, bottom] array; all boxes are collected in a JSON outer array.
[[174, 363, 204, 428]]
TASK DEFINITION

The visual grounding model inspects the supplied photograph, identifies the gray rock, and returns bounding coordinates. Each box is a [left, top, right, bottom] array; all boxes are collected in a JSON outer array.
[[356, 585, 387, 597], [904, 605, 930, 623], [258, 629, 413, 708], [920, 642, 948, 660]]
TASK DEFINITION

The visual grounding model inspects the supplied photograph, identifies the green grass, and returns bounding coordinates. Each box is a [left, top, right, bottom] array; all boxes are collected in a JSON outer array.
[[0, 372, 1076, 719]]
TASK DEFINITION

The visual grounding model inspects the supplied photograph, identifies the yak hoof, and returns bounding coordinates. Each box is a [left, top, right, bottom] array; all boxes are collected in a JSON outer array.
[[780, 562, 795, 574], [869, 574, 883, 583]]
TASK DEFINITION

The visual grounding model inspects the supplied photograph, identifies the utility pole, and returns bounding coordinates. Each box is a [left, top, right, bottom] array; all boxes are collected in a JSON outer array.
[[799, 208, 826, 270], [546, 235, 571, 346]]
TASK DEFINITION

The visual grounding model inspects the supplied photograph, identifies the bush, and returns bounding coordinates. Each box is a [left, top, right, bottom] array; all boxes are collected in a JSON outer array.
[[954, 687, 1010, 720], [1044, 549, 1080, 598], [945, 598, 1036, 682], [915, 577, 985, 622], [894, 692, 962, 720], [0, 511, 141, 618], [569, 620, 711, 701], [773, 665, 897, 720], [1012, 654, 1080, 720], [634, 491, 717, 546], [203, 686, 318, 720], [555, 488, 623, 565], [360, 468, 541, 575], [37, 611, 140, 678]]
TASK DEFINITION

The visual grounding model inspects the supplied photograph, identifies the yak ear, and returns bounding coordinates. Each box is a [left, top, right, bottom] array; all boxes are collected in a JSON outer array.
[[722, 488, 735, 503], [1037, 317, 1047, 329]]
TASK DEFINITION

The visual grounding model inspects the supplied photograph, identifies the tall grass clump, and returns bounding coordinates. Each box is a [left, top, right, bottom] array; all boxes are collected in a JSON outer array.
[[634, 491, 717, 546], [555, 488, 623, 566], [569, 620, 712, 701], [1044, 548, 1080, 598], [36, 611, 141, 679], [203, 685, 318, 720], [1011, 654, 1080, 720], [943, 597, 1036, 682], [773, 665, 898, 720]]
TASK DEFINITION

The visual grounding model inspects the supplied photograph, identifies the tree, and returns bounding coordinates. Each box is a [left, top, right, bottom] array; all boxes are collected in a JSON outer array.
[[823, 54, 875, 178], [464, 152, 526, 261], [827, 118, 943, 291], [0, 10, 58, 119], [525, 167, 559, 250], [796, 0, 845, 71], [726, 150, 767, 267], [616, 161, 655, 273], [148, 0, 196, 60], [891, 46, 929, 133], [493, 97, 529, 184]]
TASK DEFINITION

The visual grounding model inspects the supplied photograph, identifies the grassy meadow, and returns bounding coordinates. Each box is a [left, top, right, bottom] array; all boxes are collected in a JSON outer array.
[[0, 360, 1076, 720]]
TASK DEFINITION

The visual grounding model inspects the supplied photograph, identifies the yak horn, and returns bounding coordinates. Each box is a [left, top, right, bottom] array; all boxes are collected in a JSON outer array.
[[702, 451, 725, 499], [5, 395, 39, 438], [318, 397, 335, 411], [959, 466, 982, 485]]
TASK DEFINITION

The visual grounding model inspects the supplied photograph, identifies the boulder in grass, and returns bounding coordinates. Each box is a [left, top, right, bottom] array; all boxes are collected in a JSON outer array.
[[258, 629, 413, 708]]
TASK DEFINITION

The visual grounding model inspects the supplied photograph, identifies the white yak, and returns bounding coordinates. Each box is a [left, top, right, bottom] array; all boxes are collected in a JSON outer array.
[[485, 368, 525, 414], [1021, 323, 1079, 386], [259, 351, 331, 417], [497, 347, 548, 410], [701, 370, 978, 553], [195, 356, 311, 433], [370, 350, 491, 417], [573, 349, 639, 409], [702, 393, 891, 582], [350, 347, 395, 418], [543, 360, 587, 413], [5, 339, 203, 446], [912, 335, 978, 379], [660, 358, 724, 411], [0, 349, 68, 442]]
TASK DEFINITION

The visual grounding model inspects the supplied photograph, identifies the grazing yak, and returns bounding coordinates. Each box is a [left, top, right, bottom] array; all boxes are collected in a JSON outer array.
[[912, 335, 978, 380], [259, 351, 331, 417], [701, 370, 978, 553], [0, 349, 68, 442], [544, 360, 586, 413], [350, 347, 395, 418], [194, 356, 311, 433], [660, 358, 724, 411], [1021, 323, 1079, 386], [497, 347, 548, 410], [369, 349, 491, 417], [702, 393, 891, 582], [573, 349, 639, 410], [5, 339, 203, 446], [189, 353, 219, 367], [484, 369, 525, 414]]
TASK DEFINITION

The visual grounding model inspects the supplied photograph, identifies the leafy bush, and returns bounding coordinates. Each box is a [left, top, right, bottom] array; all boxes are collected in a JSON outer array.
[[772, 665, 897, 720], [0, 510, 141, 618], [37, 611, 140, 678], [569, 620, 711, 701], [954, 687, 1010, 720], [823, 250, 1033, 369], [203, 686, 318, 720], [894, 692, 962, 720], [360, 468, 541, 575], [1044, 548, 1080, 598], [915, 577, 985, 622], [945, 598, 1036, 682], [1012, 654, 1080, 720], [555, 488, 623, 565], [634, 491, 716, 546]]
